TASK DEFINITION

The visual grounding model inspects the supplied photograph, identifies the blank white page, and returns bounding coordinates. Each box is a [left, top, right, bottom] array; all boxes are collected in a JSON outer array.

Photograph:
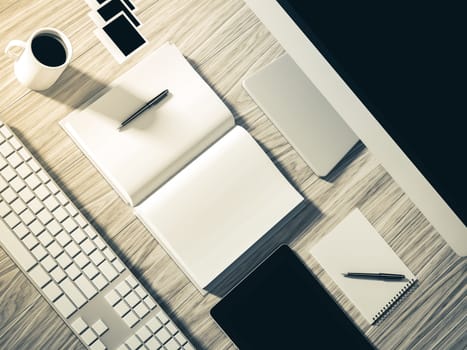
[[310, 209, 417, 323], [135, 126, 303, 290]]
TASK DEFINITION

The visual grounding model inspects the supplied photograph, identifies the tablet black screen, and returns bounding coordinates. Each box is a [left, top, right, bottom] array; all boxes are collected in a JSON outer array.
[[211, 245, 374, 349]]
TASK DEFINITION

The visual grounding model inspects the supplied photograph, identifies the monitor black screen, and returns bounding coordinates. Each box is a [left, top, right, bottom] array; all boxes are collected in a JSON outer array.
[[211, 245, 374, 349], [277, 1, 466, 224]]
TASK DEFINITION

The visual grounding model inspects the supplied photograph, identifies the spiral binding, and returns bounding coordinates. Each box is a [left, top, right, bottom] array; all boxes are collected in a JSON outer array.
[[371, 278, 417, 323]]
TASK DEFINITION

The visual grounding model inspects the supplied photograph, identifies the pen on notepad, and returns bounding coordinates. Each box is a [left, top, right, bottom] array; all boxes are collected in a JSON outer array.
[[343, 272, 406, 280], [118, 89, 169, 130]]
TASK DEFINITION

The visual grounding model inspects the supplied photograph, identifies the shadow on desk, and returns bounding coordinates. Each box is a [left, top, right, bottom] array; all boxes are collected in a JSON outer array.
[[206, 199, 322, 297]]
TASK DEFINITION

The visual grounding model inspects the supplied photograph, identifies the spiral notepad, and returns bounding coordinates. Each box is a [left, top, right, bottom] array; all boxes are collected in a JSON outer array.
[[310, 209, 417, 324]]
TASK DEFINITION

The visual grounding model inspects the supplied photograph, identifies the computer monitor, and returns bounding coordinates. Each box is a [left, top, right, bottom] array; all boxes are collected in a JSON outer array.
[[244, 0, 466, 256]]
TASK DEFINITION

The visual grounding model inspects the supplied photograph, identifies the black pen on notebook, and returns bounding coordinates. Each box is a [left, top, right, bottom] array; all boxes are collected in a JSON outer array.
[[118, 89, 169, 130], [343, 272, 406, 280]]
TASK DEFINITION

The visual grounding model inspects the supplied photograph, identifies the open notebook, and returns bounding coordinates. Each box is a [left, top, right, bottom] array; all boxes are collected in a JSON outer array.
[[310, 209, 417, 324], [60, 43, 303, 291]]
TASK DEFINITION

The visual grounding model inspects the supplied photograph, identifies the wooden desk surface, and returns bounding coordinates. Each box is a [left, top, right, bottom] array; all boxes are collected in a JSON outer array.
[[0, 1, 465, 349]]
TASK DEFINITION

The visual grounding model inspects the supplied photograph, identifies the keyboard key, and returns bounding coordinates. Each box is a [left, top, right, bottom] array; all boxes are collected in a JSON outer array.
[[44, 195, 59, 211], [65, 263, 81, 280], [46, 220, 62, 235], [76, 275, 97, 299], [53, 207, 68, 222], [102, 248, 116, 261], [81, 239, 96, 255], [13, 222, 29, 239], [90, 250, 105, 266], [84, 225, 97, 239], [2, 187, 17, 203], [136, 326, 152, 342], [37, 208, 53, 225], [84, 264, 99, 280], [16, 163, 32, 178], [54, 294, 76, 318], [18, 187, 35, 204], [9, 138, 21, 150], [47, 241, 63, 258], [147, 317, 163, 333], [126, 276, 138, 288], [164, 338, 179, 350], [30, 220, 45, 236], [75, 214, 87, 227], [166, 322, 178, 335], [41, 256, 57, 272], [70, 317, 88, 334], [31, 244, 47, 261], [19, 208, 35, 225], [81, 328, 98, 345], [46, 181, 59, 194], [105, 290, 121, 306], [157, 311, 169, 324], [25, 173, 41, 189], [56, 231, 71, 246], [134, 302, 149, 319], [0, 142, 14, 157], [65, 203, 78, 216], [57, 253, 73, 269], [18, 147, 31, 161], [60, 278, 86, 308], [75, 252, 90, 269], [123, 311, 139, 328], [99, 260, 118, 282], [175, 332, 188, 346], [56, 192, 68, 205], [34, 184, 50, 200], [29, 265, 51, 288], [93, 274, 108, 291], [1, 222, 37, 271], [51, 267, 66, 283], [125, 335, 142, 349], [93, 237, 106, 250], [116, 281, 131, 297], [91, 319, 108, 336], [7, 152, 23, 168], [42, 281, 62, 301], [155, 327, 171, 344], [64, 241, 80, 258], [37, 231, 54, 246], [113, 259, 125, 273], [28, 197, 44, 213], [9, 176, 25, 191], [22, 234, 39, 249], [144, 296, 156, 310], [62, 217, 78, 232], [71, 229, 86, 244], [4, 211, 20, 228], [90, 339, 105, 350], [126, 291, 140, 308], [145, 337, 162, 350], [0, 200, 11, 217], [114, 300, 130, 316]]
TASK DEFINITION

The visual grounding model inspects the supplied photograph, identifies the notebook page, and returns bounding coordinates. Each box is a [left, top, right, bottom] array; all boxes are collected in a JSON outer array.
[[61, 43, 234, 206], [310, 209, 416, 323], [135, 126, 303, 290]]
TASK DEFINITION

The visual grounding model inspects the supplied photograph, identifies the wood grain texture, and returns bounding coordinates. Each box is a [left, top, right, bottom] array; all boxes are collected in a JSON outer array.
[[0, 0, 465, 349]]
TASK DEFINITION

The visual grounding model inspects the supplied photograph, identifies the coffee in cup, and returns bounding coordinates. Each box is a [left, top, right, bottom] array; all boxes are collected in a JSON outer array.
[[5, 28, 72, 91]]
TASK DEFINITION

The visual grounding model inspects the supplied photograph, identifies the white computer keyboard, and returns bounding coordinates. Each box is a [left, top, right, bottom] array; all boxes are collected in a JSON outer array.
[[0, 122, 195, 350]]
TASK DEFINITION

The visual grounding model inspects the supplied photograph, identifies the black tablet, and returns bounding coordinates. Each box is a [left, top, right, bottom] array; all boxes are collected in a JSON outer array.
[[210, 245, 374, 349]]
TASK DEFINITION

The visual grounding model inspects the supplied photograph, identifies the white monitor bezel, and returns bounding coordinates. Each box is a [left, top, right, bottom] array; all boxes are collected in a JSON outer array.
[[244, 0, 466, 255]]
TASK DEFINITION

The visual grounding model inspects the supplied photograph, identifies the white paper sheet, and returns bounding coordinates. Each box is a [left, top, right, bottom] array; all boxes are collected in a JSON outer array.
[[310, 209, 417, 323], [135, 126, 303, 290]]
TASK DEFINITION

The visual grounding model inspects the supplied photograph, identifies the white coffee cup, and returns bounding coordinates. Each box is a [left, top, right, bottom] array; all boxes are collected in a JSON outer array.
[[5, 28, 72, 91]]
